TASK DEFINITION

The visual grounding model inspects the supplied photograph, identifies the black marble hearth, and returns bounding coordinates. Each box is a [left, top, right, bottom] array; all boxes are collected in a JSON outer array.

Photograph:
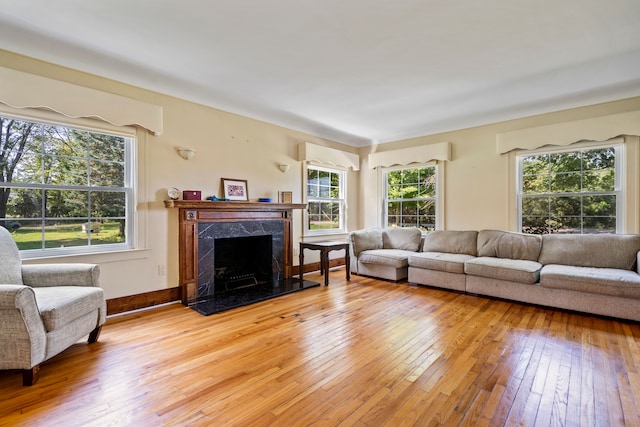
[[191, 278, 320, 315]]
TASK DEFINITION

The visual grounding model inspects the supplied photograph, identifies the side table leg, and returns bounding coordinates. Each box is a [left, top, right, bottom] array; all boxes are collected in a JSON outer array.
[[299, 244, 304, 285], [323, 250, 329, 286], [345, 247, 350, 281]]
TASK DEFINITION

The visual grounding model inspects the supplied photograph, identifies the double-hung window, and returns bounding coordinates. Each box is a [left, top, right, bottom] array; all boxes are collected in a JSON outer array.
[[0, 114, 134, 255], [384, 164, 437, 231], [517, 142, 622, 234], [306, 165, 345, 234]]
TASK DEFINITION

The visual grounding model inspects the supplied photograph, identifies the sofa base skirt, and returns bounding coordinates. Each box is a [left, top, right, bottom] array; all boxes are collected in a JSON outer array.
[[355, 263, 407, 281], [466, 275, 640, 323], [408, 267, 466, 292]]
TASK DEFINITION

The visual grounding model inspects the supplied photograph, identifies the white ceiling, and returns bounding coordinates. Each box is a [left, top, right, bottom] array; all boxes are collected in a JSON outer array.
[[1, 0, 639, 146]]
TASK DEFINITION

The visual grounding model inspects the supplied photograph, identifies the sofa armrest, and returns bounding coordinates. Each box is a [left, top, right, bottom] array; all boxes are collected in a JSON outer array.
[[0, 284, 47, 370], [21, 264, 100, 288], [637, 251, 640, 275]]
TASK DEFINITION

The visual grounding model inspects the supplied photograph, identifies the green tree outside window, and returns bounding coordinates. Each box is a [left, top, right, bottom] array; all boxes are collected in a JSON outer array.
[[0, 116, 132, 251], [519, 146, 618, 234]]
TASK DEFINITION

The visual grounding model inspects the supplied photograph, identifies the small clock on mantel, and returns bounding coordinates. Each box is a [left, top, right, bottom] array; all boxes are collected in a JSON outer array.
[[168, 187, 180, 200]]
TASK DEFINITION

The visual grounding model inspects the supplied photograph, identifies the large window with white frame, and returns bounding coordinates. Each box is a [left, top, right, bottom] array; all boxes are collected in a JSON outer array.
[[306, 165, 345, 234], [383, 164, 437, 231], [517, 141, 623, 234], [0, 114, 134, 256]]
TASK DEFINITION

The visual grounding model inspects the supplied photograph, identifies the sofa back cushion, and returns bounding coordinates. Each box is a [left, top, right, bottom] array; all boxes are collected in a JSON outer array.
[[382, 228, 422, 252], [422, 230, 478, 256], [0, 226, 23, 285], [538, 233, 640, 270], [350, 228, 383, 257], [477, 230, 542, 261]]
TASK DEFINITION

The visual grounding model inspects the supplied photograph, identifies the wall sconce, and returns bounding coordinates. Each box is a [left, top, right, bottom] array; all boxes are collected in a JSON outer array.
[[176, 147, 196, 160], [278, 163, 290, 173]]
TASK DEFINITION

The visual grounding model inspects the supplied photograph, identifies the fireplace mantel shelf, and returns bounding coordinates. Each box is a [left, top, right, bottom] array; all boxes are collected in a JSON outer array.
[[164, 200, 306, 211]]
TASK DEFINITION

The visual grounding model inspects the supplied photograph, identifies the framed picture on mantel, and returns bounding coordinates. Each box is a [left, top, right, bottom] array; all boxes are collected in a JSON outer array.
[[221, 178, 248, 201], [278, 191, 292, 203]]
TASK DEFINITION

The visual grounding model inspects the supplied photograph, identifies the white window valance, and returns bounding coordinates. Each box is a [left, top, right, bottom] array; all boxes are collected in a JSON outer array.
[[0, 66, 163, 135], [298, 142, 360, 170], [496, 110, 640, 154], [368, 141, 451, 169]]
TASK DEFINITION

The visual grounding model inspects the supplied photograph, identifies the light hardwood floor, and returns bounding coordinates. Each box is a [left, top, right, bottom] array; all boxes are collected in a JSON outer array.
[[1, 270, 640, 426]]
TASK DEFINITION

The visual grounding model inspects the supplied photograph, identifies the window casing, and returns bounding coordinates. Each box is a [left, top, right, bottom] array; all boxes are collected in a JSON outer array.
[[516, 142, 623, 234], [0, 114, 135, 256], [306, 165, 346, 235], [383, 164, 437, 231]]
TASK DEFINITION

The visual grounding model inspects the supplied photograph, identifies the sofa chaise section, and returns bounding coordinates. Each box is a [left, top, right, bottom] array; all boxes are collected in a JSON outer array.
[[349, 227, 422, 281]]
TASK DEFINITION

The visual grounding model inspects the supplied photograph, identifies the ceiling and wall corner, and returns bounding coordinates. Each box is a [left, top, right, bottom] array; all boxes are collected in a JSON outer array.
[[0, 0, 639, 147]]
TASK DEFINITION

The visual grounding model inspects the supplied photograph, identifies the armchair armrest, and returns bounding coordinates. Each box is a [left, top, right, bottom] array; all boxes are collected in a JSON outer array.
[[0, 284, 47, 370], [21, 264, 100, 288]]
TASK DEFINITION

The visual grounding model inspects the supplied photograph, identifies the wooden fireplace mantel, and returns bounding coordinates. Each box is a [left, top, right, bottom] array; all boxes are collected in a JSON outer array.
[[165, 200, 307, 304], [164, 200, 306, 211]]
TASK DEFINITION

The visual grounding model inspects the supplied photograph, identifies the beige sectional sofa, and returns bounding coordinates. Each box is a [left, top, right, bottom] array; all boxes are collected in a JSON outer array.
[[349, 228, 640, 322]]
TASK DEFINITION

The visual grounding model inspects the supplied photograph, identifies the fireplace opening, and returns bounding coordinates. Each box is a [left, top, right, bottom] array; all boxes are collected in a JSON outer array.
[[214, 235, 272, 293]]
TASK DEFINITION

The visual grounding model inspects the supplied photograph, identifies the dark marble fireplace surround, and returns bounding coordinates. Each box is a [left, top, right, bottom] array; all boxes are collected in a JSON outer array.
[[197, 220, 285, 299], [193, 220, 319, 315]]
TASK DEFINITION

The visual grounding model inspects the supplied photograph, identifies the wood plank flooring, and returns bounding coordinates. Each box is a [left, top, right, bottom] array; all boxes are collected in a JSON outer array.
[[1, 270, 640, 426]]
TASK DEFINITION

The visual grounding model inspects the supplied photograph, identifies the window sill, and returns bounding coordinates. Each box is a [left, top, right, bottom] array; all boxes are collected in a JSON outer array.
[[21, 248, 151, 264], [303, 231, 349, 240]]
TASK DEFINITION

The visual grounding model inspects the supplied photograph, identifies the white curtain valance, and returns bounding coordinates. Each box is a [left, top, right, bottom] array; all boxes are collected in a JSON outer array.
[[368, 141, 451, 169], [496, 110, 640, 154], [298, 142, 360, 170], [0, 66, 163, 135]]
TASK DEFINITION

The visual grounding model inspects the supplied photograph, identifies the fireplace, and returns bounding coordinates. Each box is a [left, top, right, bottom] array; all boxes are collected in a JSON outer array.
[[165, 200, 319, 315], [214, 235, 272, 292]]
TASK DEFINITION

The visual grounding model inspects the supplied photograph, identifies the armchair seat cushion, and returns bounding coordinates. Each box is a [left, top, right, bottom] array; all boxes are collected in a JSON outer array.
[[33, 286, 105, 332]]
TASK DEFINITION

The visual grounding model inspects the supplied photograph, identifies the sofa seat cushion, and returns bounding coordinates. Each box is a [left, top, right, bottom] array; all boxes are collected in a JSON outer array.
[[33, 286, 104, 332], [358, 249, 414, 268], [540, 264, 640, 299], [464, 257, 542, 284], [409, 252, 475, 274]]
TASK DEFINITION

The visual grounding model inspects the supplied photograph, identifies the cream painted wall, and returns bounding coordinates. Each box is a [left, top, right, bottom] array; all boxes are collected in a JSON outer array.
[[2, 49, 639, 301], [360, 97, 640, 232], [0, 50, 359, 300]]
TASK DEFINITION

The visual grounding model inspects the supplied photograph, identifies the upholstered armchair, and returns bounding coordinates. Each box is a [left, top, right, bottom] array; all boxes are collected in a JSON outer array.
[[0, 226, 106, 385]]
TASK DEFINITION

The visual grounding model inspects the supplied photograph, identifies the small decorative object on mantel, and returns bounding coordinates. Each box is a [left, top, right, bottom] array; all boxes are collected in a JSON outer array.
[[221, 178, 248, 201], [258, 198, 271, 202], [183, 190, 202, 200], [278, 191, 293, 203], [168, 187, 180, 200], [206, 195, 230, 201]]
